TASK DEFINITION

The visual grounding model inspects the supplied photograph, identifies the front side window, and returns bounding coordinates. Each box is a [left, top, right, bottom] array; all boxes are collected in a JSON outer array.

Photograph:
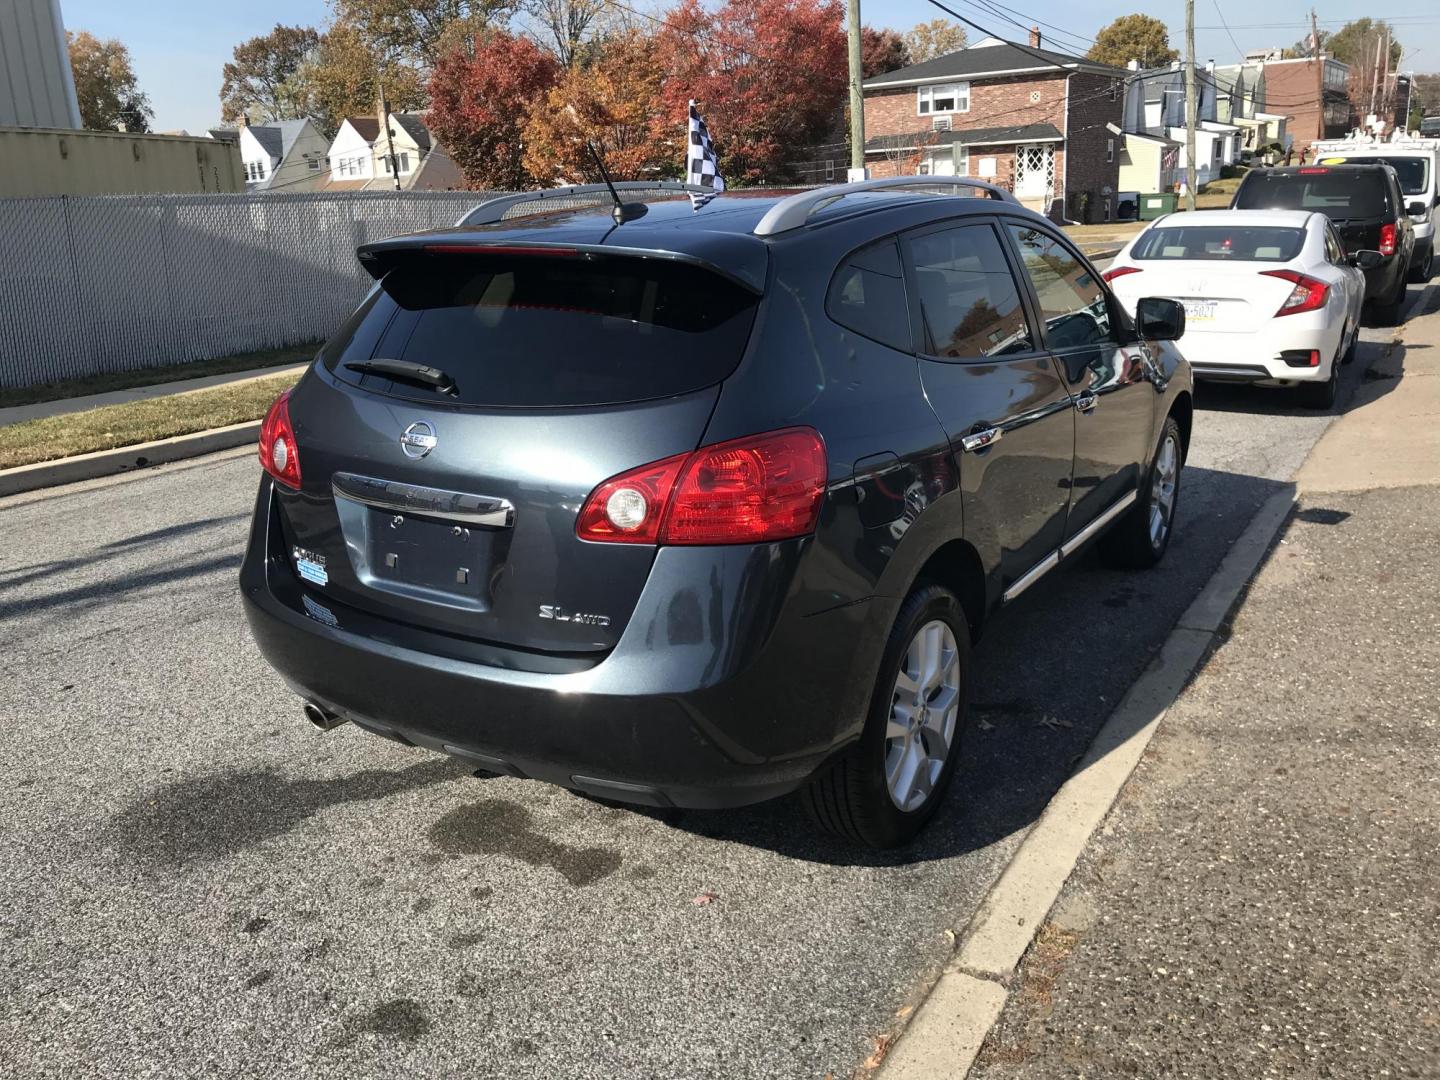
[[918, 82, 970, 115], [1008, 225, 1116, 350], [905, 224, 1033, 359], [827, 239, 912, 352]]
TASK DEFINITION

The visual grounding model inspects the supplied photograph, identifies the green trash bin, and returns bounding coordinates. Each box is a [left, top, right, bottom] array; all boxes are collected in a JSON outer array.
[[1138, 192, 1178, 220]]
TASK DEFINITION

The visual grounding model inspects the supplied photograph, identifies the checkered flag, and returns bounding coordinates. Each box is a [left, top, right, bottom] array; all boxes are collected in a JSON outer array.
[[686, 100, 725, 210]]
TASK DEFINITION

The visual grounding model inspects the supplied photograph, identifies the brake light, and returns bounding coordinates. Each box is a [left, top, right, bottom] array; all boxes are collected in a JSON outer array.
[[258, 389, 302, 489], [577, 428, 827, 546], [1260, 269, 1329, 317], [1378, 223, 1397, 256], [1102, 265, 1143, 283], [1298, 167, 1329, 174]]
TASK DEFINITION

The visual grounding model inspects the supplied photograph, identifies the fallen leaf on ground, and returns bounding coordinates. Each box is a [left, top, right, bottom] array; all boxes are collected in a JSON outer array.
[[863, 1034, 894, 1069], [1036, 714, 1073, 730], [691, 891, 719, 906], [896, 1004, 914, 1019], [977, 717, 996, 731]]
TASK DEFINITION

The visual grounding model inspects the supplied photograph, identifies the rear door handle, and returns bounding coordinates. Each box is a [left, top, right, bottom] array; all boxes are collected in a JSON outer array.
[[960, 427, 1003, 453], [1073, 391, 1098, 413]]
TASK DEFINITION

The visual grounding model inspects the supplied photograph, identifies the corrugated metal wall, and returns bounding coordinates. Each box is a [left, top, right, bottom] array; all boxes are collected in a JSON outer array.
[[0, 0, 82, 129], [0, 190, 494, 388]]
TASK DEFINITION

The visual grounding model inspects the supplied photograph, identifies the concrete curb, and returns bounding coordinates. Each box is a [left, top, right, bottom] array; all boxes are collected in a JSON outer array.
[[0, 421, 260, 498], [876, 486, 1299, 1079]]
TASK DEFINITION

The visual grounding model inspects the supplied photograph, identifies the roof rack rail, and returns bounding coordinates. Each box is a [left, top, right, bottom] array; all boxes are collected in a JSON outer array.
[[752, 176, 1023, 237], [456, 181, 718, 226]]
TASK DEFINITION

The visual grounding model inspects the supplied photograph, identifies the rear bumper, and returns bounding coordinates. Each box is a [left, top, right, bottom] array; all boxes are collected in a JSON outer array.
[[1181, 319, 1340, 384], [240, 479, 887, 809]]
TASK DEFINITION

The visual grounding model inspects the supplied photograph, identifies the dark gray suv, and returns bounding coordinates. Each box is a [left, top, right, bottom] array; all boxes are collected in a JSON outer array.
[[241, 178, 1194, 847]]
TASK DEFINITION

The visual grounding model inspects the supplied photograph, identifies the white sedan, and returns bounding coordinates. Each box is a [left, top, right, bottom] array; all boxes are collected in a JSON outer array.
[[1103, 209, 1372, 408]]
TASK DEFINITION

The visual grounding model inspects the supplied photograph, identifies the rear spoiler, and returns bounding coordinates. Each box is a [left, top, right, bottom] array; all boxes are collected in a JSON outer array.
[[356, 236, 769, 295]]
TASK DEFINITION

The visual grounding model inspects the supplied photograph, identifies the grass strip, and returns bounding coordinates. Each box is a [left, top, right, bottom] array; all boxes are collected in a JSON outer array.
[[0, 343, 318, 409], [0, 371, 300, 471]]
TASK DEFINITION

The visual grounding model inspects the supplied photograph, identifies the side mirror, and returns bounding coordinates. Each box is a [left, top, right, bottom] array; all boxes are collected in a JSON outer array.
[[1136, 297, 1186, 341], [1407, 200, 1428, 217], [1347, 249, 1385, 270]]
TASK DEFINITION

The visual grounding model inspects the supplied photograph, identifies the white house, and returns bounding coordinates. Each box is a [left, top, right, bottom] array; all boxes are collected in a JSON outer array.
[[323, 111, 464, 191], [235, 118, 330, 192]]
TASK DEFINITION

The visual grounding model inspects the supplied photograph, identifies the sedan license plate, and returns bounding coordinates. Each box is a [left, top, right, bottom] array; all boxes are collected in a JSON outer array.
[[1183, 299, 1217, 321]]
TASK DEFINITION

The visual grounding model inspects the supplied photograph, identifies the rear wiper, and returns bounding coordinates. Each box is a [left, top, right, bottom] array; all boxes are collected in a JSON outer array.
[[345, 358, 457, 396]]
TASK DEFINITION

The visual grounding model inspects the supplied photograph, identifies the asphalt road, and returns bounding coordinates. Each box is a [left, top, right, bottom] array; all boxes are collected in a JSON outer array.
[[0, 292, 1422, 1079]]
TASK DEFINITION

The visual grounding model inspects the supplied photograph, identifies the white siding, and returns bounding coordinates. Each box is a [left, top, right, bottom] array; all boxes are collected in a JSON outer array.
[[0, 0, 82, 128]]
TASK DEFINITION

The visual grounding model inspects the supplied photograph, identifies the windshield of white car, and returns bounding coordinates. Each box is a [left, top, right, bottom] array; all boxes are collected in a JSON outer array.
[[1131, 226, 1307, 262]]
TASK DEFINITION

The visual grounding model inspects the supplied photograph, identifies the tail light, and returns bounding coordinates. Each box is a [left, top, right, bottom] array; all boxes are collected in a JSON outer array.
[[1101, 265, 1143, 284], [258, 389, 302, 489], [577, 428, 827, 546], [1260, 269, 1329, 317], [1378, 223, 1397, 256]]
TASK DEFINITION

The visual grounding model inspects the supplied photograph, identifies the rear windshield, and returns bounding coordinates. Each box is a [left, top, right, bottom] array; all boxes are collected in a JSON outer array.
[[323, 252, 759, 408], [1233, 170, 1390, 218], [1132, 225, 1306, 262], [1314, 155, 1429, 195]]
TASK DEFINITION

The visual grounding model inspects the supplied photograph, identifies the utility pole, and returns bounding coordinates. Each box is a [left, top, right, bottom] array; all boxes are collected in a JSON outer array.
[[1369, 34, 1382, 121], [1184, 0, 1197, 211], [846, 0, 865, 180], [378, 76, 401, 192], [1380, 31, 1391, 127], [1312, 10, 1324, 144]]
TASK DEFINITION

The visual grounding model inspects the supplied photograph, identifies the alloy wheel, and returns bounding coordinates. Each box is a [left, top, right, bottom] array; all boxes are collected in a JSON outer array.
[[1148, 433, 1179, 548], [884, 620, 961, 812]]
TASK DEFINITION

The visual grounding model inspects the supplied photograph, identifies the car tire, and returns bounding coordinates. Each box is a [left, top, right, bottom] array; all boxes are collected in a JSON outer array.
[[1408, 245, 1433, 284], [1099, 415, 1182, 570], [1371, 274, 1407, 327], [1299, 349, 1340, 410], [802, 584, 969, 849]]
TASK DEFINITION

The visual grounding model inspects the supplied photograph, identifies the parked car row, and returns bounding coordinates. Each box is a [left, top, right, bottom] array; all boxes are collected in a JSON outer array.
[[241, 177, 1195, 848], [1105, 162, 1425, 407]]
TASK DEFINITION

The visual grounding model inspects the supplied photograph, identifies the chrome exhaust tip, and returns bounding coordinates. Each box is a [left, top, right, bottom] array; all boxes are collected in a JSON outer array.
[[303, 701, 349, 731]]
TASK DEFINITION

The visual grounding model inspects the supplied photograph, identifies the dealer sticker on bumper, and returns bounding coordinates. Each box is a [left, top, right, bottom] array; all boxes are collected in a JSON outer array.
[[293, 547, 328, 587]]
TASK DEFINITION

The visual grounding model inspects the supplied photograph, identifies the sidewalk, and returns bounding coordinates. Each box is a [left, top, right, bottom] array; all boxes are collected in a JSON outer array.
[[968, 292, 1440, 1077], [0, 362, 309, 427]]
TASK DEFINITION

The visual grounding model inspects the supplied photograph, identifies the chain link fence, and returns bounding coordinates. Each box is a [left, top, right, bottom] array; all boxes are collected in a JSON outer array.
[[0, 189, 504, 389]]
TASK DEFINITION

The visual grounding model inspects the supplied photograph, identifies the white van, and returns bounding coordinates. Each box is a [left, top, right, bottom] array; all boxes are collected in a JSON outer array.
[[1313, 134, 1440, 282]]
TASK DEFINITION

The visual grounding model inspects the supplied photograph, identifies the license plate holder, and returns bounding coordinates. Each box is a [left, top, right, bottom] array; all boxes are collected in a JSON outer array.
[[365, 509, 490, 602], [1183, 300, 1217, 321]]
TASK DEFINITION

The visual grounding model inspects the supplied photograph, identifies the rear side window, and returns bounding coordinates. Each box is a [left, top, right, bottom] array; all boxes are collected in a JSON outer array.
[[1131, 225, 1306, 262], [324, 252, 759, 408], [905, 224, 1033, 359], [826, 239, 912, 352], [1233, 170, 1390, 218]]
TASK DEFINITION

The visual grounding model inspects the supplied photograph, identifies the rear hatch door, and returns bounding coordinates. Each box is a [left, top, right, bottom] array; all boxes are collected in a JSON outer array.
[[276, 242, 763, 656], [1234, 167, 1391, 253]]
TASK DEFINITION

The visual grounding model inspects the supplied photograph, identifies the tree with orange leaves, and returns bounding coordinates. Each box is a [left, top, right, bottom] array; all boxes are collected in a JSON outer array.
[[523, 33, 678, 184]]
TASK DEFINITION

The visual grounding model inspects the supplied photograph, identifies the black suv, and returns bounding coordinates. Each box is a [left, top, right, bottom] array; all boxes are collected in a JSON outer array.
[[241, 178, 1194, 847], [1232, 164, 1414, 324]]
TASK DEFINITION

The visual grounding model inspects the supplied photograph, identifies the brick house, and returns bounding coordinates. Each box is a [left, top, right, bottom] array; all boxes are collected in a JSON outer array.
[[861, 30, 1126, 222], [1258, 54, 1352, 156]]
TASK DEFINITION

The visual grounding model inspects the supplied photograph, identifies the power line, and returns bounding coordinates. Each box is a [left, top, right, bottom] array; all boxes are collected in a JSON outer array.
[[1211, 0, 1244, 60]]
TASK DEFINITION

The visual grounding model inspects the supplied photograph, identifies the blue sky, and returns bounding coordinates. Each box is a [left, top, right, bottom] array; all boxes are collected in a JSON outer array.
[[59, 0, 1440, 135]]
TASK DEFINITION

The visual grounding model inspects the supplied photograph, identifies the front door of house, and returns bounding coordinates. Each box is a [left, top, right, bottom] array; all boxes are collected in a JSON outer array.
[[1014, 145, 1054, 202]]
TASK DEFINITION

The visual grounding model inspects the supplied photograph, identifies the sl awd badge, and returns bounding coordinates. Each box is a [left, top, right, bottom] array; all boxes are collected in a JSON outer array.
[[539, 605, 611, 628], [400, 420, 438, 459]]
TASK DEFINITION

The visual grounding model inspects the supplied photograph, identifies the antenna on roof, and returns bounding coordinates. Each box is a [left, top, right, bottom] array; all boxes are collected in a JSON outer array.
[[586, 142, 647, 225]]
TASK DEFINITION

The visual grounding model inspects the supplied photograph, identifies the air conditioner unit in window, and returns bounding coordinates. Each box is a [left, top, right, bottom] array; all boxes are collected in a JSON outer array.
[[932, 116, 952, 131]]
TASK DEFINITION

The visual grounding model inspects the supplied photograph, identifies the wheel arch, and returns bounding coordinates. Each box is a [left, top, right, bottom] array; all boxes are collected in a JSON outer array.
[[911, 538, 988, 645]]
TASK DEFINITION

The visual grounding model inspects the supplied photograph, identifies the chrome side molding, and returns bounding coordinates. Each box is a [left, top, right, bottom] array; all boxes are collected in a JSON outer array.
[[1003, 489, 1139, 604]]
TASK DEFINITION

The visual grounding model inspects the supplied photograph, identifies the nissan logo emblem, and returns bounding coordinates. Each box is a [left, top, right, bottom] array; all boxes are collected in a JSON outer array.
[[399, 421, 438, 459]]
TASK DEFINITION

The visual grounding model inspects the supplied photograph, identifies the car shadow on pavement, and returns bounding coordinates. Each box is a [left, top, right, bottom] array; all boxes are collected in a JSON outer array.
[[637, 463, 1296, 868]]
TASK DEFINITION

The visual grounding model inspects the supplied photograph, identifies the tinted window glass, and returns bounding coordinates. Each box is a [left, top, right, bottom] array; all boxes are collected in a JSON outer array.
[[1317, 155, 1428, 195], [1233, 170, 1390, 217], [324, 253, 759, 408], [1131, 225, 1307, 262], [1008, 225, 1116, 350], [906, 225, 1033, 358], [826, 240, 912, 351]]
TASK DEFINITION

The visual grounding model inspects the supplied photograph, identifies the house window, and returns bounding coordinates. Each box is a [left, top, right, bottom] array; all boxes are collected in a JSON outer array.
[[1106, 138, 1115, 163], [1112, 80, 1121, 101], [825, 159, 835, 180], [307, 158, 320, 171], [917, 82, 970, 115], [1144, 102, 1162, 128]]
